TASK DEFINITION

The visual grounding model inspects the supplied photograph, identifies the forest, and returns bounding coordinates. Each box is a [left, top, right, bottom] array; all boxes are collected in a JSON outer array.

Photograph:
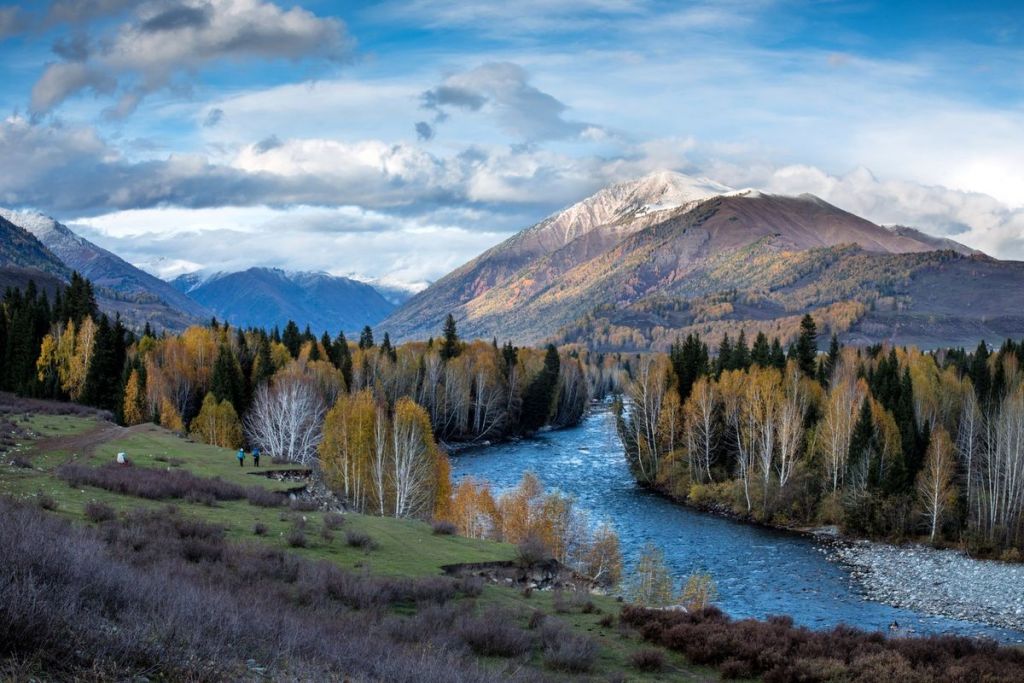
[[617, 315, 1024, 559], [0, 276, 590, 522]]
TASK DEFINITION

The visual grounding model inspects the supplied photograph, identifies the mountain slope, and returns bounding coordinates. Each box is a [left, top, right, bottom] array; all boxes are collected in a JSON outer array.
[[174, 268, 395, 333], [1, 209, 209, 332], [0, 214, 69, 277], [383, 172, 992, 347]]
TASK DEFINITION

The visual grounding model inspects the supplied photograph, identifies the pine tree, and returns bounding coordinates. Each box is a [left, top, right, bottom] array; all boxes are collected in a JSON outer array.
[[770, 338, 786, 370], [359, 325, 374, 350], [440, 314, 460, 361], [751, 331, 771, 368], [520, 344, 560, 433], [332, 331, 353, 390], [716, 334, 733, 375], [501, 341, 518, 379], [211, 344, 245, 414], [282, 320, 301, 358], [848, 397, 875, 475], [795, 314, 817, 377], [81, 314, 121, 410], [252, 336, 274, 389], [825, 333, 841, 382], [970, 341, 990, 406], [733, 330, 751, 370], [380, 332, 397, 362], [670, 333, 709, 402]]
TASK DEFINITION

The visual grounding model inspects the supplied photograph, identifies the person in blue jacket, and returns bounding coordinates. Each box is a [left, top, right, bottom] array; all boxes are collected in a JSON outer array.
[[237, 448, 245, 467], [253, 447, 261, 468]]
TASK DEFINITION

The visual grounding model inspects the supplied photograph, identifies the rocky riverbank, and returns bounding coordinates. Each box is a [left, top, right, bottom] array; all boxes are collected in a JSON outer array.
[[824, 539, 1024, 635]]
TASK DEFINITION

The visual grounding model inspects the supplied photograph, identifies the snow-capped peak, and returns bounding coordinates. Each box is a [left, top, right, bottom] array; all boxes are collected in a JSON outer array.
[[624, 170, 734, 215], [0, 208, 70, 242]]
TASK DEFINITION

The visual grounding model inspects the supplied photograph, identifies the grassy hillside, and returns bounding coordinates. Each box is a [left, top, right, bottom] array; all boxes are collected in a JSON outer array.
[[0, 398, 710, 681]]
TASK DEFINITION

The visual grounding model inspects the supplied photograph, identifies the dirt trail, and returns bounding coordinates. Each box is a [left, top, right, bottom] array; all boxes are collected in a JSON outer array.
[[32, 422, 128, 458]]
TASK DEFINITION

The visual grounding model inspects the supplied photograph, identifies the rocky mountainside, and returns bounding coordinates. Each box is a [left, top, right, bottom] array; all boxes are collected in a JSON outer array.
[[0, 209, 210, 332], [173, 268, 395, 334], [382, 171, 1012, 349]]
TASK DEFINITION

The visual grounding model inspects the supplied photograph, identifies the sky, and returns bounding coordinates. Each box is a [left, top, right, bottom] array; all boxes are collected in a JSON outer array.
[[0, 0, 1023, 289]]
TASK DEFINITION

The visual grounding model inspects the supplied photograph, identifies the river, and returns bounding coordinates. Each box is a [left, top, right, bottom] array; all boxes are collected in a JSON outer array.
[[451, 403, 1024, 642]]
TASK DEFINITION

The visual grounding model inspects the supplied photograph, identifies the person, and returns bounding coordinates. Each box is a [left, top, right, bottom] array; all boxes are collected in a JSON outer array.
[[237, 447, 245, 467], [253, 447, 261, 468]]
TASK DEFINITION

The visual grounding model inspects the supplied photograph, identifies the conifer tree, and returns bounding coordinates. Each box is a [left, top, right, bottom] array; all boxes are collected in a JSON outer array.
[[670, 333, 709, 402], [751, 331, 771, 368], [733, 330, 751, 370], [520, 344, 560, 433], [440, 313, 460, 361], [970, 341, 990, 406], [848, 397, 875, 476], [282, 320, 301, 358], [825, 333, 841, 382], [770, 338, 786, 369], [211, 344, 245, 414], [359, 325, 374, 350], [380, 332, 397, 362], [332, 331, 353, 389], [795, 314, 818, 377], [716, 334, 733, 375]]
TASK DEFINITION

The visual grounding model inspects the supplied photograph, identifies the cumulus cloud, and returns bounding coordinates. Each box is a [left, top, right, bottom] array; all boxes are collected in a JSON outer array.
[[420, 62, 602, 142], [31, 0, 349, 116]]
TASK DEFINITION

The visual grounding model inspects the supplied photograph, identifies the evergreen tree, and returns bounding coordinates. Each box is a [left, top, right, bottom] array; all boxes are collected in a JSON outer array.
[[670, 333, 709, 402], [380, 332, 397, 362], [795, 314, 818, 377], [970, 341, 990, 407], [81, 315, 122, 411], [332, 331, 353, 389], [770, 338, 786, 370], [897, 367, 922, 482], [825, 333, 841, 383], [440, 313, 461, 360], [716, 334, 733, 375], [751, 331, 771, 368], [252, 336, 275, 389], [359, 325, 374, 350], [733, 330, 751, 370], [282, 320, 302, 358], [211, 344, 245, 414], [848, 397, 875, 476], [520, 344, 560, 433], [64, 272, 97, 325], [501, 341, 518, 379]]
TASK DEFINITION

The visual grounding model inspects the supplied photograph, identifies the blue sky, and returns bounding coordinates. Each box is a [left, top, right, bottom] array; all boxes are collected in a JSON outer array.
[[0, 0, 1022, 287]]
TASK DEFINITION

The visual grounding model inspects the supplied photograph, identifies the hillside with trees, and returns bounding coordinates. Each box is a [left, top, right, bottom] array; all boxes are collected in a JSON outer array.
[[616, 315, 1024, 559]]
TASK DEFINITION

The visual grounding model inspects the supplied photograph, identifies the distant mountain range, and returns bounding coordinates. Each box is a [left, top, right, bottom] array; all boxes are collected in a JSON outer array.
[[0, 211, 397, 334], [172, 268, 395, 334], [0, 209, 210, 332], [383, 170, 1024, 349]]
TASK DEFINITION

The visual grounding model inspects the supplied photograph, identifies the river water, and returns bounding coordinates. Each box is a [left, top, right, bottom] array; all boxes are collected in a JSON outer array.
[[452, 403, 1024, 642]]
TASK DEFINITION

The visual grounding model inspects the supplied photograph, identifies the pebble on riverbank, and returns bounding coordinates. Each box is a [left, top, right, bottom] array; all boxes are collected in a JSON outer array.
[[825, 540, 1024, 633]]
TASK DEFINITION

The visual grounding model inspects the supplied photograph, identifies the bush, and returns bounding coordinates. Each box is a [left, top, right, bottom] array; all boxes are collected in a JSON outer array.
[[10, 455, 32, 468], [320, 526, 335, 542], [456, 611, 533, 657], [631, 648, 665, 672], [515, 535, 549, 567], [83, 501, 115, 523], [598, 613, 615, 628], [540, 622, 597, 673], [323, 512, 345, 529], [246, 486, 284, 508], [289, 498, 318, 512], [252, 522, 268, 536], [57, 462, 245, 502], [35, 492, 58, 511], [345, 530, 377, 550], [431, 519, 457, 536], [286, 528, 308, 548]]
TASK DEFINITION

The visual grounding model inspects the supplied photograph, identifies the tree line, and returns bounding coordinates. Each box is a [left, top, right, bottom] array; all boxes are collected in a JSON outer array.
[[4, 281, 591, 527], [617, 315, 1024, 559]]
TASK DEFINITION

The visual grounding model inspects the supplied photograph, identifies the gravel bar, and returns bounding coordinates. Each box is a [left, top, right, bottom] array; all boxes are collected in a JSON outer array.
[[825, 540, 1024, 632]]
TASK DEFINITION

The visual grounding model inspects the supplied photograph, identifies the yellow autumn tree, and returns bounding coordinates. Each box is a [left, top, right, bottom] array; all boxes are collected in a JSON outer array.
[[159, 396, 185, 433], [122, 369, 147, 426], [190, 393, 243, 449]]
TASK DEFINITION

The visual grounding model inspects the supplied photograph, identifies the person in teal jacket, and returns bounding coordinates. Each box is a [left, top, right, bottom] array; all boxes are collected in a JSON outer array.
[[237, 448, 245, 467]]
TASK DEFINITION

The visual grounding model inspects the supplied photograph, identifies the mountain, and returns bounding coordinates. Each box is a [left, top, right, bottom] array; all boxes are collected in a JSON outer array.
[[0, 214, 70, 295], [172, 268, 395, 334], [0, 209, 210, 332], [383, 170, 1018, 349]]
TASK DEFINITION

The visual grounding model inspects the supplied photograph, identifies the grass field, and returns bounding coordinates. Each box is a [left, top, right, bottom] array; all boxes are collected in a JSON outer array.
[[0, 408, 718, 681]]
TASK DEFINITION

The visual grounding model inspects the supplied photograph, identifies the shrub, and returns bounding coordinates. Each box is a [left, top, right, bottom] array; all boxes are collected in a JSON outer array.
[[10, 455, 32, 468], [456, 611, 533, 657], [527, 610, 546, 630], [540, 623, 597, 673], [515, 534, 549, 567], [252, 522, 268, 536], [320, 526, 335, 542], [431, 519, 457, 536], [323, 512, 345, 529], [286, 528, 308, 548], [57, 462, 245, 502], [289, 498, 318, 512], [598, 613, 615, 628], [35, 492, 58, 511], [345, 530, 377, 550], [83, 501, 115, 523], [631, 648, 665, 672], [246, 486, 285, 508], [455, 576, 485, 598]]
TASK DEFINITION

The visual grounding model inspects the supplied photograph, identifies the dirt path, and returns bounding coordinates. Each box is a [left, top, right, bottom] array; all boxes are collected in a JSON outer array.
[[31, 422, 128, 459]]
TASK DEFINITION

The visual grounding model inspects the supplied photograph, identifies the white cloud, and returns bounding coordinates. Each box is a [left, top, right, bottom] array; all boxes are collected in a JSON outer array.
[[31, 0, 349, 116]]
